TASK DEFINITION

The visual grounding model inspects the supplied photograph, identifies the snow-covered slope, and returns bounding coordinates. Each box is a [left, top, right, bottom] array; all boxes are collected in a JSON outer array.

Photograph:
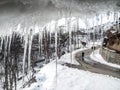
[[19, 47, 120, 90], [20, 61, 120, 90]]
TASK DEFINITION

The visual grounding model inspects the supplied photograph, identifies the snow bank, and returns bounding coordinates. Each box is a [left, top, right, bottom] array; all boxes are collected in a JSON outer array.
[[90, 49, 120, 69]]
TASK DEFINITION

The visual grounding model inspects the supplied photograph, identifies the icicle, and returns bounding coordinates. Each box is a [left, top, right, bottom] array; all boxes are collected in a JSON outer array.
[[50, 30, 52, 46], [96, 14, 99, 42], [55, 20, 58, 79], [49, 23, 52, 45], [44, 26, 48, 63], [8, 28, 13, 53], [67, 17, 72, 63], [88, 19, 91, 43], [76, 17, 80, 48], [100, 14, 104, 43], [22, 28, 28, 81], [73, 24, 75, 50], [28, 29, 33, 78], [16, 24, 21, 32], [39, 29, 41, 56], [92, 18, 95, 54], [41, 27, 45, 63], [0, 36, 3, 51], [75, 20, 77, 50], [48, 24, 52, 60], [6, 36, 9, 50], [85, 17, 89, 44], [41, 30, 43, 57], [64, 17, 69, 51]]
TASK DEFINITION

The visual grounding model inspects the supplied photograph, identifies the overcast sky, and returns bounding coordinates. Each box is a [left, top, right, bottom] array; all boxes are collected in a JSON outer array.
[[0, 0, 120, 35]]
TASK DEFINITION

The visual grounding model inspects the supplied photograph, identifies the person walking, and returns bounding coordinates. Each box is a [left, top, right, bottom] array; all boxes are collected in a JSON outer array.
[[82, 52, 84, 61]]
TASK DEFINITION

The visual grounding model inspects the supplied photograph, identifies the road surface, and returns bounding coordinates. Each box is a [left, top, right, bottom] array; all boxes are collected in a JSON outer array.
[[62, 47, 120, 78]]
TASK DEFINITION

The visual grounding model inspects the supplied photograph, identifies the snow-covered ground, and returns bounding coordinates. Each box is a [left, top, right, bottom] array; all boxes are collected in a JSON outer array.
[[90, 49, 120, 69], [20, 61, 120, 90], [19, 46, 120, 90]]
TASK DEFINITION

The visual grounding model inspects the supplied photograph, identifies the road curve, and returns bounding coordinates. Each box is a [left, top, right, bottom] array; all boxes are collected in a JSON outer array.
[[62, 46, 120, 78]]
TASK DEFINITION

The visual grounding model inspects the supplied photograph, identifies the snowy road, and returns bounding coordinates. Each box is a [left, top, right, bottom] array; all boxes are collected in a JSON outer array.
[[74, 47, 120, 78]]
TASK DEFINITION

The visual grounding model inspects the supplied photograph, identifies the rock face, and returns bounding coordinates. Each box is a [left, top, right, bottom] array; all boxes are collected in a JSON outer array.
[[101, 24, 120, 65], [106, 32, 120, 52]]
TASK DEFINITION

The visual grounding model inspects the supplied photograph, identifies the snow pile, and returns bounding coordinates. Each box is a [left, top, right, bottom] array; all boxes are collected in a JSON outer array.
[[90, 49, 120, 69], [21, 61, 120, 90]]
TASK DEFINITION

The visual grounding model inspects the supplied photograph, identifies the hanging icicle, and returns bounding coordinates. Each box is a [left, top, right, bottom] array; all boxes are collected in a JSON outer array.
[[28, 28, 33, 79], [92, 17, 95, 54], [41, 30, 43, 57], [49, 23, 52, 46], [39, 28, 41, 56], [55, 20, 58, 79], [76, 17, 80, 48], [49, 23, 52, 61], [68, 17, 72, 63], [8, 28, 13, 53], [0, 36, 3, 51], [22, 27, 28, 81]]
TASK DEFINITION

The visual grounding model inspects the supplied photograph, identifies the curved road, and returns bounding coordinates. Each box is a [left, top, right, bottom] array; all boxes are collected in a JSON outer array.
[[62, 46, 120, 78]]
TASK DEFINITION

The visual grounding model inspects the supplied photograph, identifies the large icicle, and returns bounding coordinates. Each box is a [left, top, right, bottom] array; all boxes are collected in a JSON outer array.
[[8, 28, 13, 53], [22, 27, 28, 81], [39, 29, 41, 56], [49, 24, 52, 45], [28, 29, 33, 78], [0, 36, 3, 51], [68, 17, 72, 63], [92, 17, 95, 55], [16, 24, 21, 33], [76, 17, 80, 48], [55, 20, 58, 79], [41, 30, 43, 57], [100, 14, 103, 41]]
